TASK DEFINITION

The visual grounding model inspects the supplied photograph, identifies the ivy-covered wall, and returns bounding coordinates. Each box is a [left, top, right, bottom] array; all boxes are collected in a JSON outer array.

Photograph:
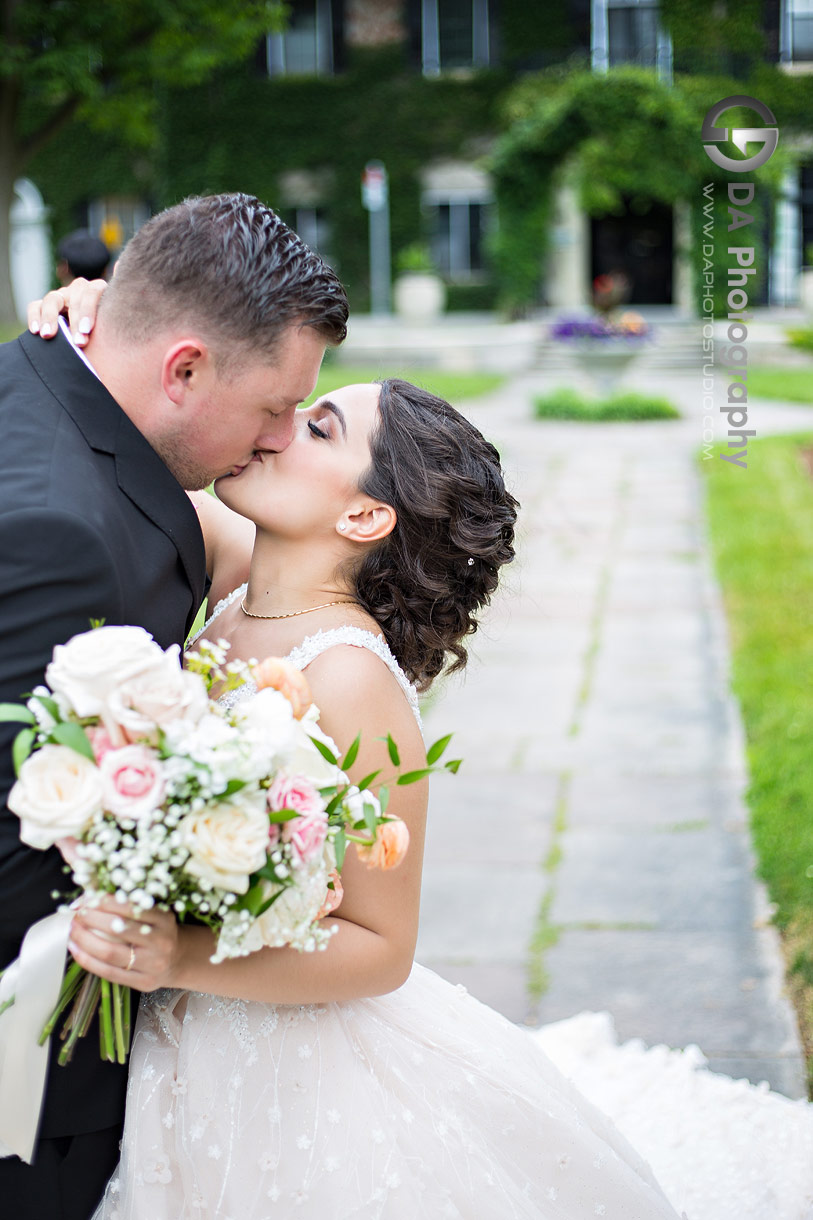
[[28, 43, 506, 311], [24, 1, 813, 314]]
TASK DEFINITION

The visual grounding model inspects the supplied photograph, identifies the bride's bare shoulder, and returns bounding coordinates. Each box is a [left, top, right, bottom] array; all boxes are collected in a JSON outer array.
[[303, 641, 423, 759]]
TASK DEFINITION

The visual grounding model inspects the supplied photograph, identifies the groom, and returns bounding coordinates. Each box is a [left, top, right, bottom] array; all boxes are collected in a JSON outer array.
[[0, 193, 348, 1219]]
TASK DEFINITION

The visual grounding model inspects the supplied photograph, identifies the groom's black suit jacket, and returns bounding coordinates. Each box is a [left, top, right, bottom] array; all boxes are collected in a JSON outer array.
[[0, 329, 207, 1140]]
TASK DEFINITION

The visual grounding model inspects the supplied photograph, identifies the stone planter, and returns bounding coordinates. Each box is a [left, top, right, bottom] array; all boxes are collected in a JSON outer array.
[[393, 272, 446, 322], [568, 339, 642, 395]]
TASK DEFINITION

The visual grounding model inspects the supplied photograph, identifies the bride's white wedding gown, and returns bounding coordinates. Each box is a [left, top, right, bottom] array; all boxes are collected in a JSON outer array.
[[93, 591, 813, 1220]]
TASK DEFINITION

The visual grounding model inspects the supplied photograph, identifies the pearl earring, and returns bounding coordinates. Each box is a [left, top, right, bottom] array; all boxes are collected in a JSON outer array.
[[338, 523, 346, 532]]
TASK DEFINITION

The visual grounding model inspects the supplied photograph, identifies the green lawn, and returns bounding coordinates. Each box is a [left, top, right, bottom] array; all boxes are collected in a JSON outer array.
[[306, 363, 505, 406], [747, 366, 813, 404], [703, 431, 813, 1083]]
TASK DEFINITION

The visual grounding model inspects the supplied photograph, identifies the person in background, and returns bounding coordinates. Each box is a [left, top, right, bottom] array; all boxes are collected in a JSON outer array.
[[56, 230, 110, 286]]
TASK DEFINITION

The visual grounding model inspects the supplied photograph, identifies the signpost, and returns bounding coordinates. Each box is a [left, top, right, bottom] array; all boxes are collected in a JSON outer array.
[[361, 160, 391, 315]]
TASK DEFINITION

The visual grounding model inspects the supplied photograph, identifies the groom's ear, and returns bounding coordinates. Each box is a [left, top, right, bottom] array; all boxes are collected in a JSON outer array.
[[342, 498, 396, 545], [161, 340, 215, 406]]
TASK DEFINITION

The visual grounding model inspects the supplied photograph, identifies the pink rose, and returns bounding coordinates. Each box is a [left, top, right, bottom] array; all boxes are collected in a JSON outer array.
[[268, 773, 327, 864], [87, 726, 115, 764], [267, 773, 322, 819], [283, 810, 328, 865], [100, 745, 165, 823]]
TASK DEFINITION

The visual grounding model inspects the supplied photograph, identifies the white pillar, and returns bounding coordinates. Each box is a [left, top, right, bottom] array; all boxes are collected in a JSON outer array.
[[771, 165, 800, 306], [545, 181, 591, 310], [10, 179, 51, 323]]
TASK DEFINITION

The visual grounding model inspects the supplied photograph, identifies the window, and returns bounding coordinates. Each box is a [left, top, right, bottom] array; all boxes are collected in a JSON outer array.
[[290, 207, 334, 266], [421, 162, 493, 279], [422, 0, 490, 74], [782, 0, 813, 61], [277, 170, 336, 269], [267, 0, 335, 77], [608, 2, 658, 66], [592, 0, 671, 78]]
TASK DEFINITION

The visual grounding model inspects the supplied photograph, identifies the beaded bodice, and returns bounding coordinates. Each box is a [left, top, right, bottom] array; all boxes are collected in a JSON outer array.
[[190, 583, 422, 727]]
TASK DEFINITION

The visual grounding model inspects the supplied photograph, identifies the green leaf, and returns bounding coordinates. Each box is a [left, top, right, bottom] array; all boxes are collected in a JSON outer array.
[[49, 721, 95, 762], [363, 800, 378, 837], [445, 759, 463, 774], [310, 737, 338, 766], [33, 694, 62, 722], [240, 881, 269, 918], [378, 785, 389, 814], [396, 768, 433, 785], [0, 703, 36, 725], [255, 888, 287, 918], [357, 769, 382, 791], [267, 807, 300, 823], [220, 778, 246, 797], [426, 733, 453, 765], [12, 728, 36, 776], [385, 734, 400, 767], [340, 734, 361, 772], [334, 827, 347, 871]]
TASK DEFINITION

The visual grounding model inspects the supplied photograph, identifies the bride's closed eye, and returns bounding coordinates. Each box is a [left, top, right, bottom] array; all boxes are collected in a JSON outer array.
[[307, 419, 329, 440]]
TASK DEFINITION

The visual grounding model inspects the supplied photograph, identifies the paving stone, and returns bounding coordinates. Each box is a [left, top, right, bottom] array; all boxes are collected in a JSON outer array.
[[417, 366, 808, 1100]]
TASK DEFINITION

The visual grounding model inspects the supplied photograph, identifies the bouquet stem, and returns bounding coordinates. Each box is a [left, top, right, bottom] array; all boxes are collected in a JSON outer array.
[[58, 971, 101, 1065], [113, 983, 128, 1064], [38, 959, 84, 1045]]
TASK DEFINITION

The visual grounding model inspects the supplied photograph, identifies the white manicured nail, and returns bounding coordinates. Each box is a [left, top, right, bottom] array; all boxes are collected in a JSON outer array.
[[78, 316, 92, 334]]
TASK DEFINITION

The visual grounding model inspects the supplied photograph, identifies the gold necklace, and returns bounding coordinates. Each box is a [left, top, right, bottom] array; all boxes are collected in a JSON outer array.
[[240, 597, 357, 621]]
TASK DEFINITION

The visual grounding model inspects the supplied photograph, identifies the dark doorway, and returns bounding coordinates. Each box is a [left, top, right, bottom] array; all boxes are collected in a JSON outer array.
[[590, 197, 673, 305]]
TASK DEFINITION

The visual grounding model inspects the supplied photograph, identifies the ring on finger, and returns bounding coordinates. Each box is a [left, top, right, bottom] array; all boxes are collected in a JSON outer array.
[[125, 945, 136, 972]]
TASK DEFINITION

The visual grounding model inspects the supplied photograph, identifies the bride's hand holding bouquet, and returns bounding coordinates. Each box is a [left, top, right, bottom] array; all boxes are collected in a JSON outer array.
[[0, 622, 457, 1103]]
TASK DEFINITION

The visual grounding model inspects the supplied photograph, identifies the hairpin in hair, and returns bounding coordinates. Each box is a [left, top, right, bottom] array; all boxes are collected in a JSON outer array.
[[467, 557, 475, 566]]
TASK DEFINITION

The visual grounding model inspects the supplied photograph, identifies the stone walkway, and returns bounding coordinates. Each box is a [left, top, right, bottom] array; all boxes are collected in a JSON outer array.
[[417, 364, 813, 1099]]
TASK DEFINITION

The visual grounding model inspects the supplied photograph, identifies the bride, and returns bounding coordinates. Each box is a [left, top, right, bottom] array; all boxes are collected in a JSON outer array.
[[33, 290, 813, 1220]]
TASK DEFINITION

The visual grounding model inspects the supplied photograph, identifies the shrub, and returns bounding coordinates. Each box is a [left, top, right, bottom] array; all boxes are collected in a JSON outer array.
[[533, 387, 680, 420]]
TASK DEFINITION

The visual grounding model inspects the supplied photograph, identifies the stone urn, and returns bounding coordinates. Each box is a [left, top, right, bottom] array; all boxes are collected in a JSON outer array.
[[569, 339, 642, 395], [393, 271, 446, 321]]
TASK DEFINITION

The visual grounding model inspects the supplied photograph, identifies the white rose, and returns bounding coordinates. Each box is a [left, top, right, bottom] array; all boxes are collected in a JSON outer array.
[[179, 797, 270, 894], [288, 720, 342, 786], [8, 744, 103, 849], [45, 626, 166, 719], [235, 688, 299, 762], [106, 650, 209, 744]]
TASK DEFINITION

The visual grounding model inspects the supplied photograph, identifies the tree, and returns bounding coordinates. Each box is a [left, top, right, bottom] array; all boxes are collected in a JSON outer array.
[[0, 0, 285, 326]]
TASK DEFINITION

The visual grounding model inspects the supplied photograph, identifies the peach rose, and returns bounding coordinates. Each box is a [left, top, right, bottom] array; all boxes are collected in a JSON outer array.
[[316, 869, 344, 919], [355, 818, 410, 871], [253, 657, 312, 720]]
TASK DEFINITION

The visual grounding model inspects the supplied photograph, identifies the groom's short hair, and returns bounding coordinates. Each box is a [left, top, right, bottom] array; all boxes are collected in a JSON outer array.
[[100, 193, 348, 369]]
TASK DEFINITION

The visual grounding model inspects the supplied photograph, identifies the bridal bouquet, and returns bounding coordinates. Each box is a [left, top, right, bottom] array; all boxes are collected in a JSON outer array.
[[0, 625, 458, 1075]]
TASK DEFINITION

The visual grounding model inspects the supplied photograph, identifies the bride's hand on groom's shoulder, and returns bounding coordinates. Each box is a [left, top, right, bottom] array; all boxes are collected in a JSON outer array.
[[27, 276, 107, 345], [68, 894, 184, 993]]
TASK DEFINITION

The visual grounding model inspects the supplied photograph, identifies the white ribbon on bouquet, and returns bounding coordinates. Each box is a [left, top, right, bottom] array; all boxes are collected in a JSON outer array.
[[0, 908, 73, 1163]]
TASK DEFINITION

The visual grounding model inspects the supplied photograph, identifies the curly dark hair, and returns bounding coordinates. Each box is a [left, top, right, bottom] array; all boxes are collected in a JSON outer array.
[[351, 379, 519, 692]]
